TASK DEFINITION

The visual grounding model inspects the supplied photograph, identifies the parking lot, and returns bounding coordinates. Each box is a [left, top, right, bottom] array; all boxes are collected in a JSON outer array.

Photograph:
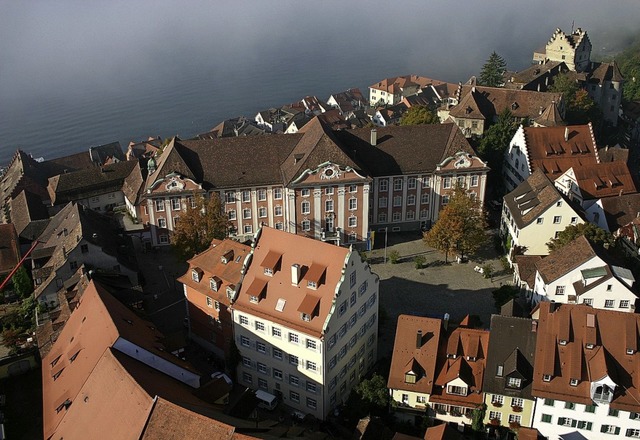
[[366, 232, 512, 358]]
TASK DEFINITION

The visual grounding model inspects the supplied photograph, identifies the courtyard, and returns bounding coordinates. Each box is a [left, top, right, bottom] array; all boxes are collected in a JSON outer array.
[[367, 231, 512, 358]]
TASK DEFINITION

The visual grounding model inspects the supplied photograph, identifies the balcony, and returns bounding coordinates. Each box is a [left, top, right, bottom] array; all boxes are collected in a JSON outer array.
[[321, 229, 340, 242]]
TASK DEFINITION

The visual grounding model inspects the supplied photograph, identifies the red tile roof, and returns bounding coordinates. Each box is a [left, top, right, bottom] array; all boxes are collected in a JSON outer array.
[[523, 124, 599, 176], [532, 303, 640, 412], [233, 227, 351, 338]]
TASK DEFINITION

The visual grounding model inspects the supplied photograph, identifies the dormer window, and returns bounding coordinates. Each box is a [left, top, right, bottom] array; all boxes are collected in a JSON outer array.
[[301, 313, 311, 322], [543, 374, 552, 382], [446, 353, 457, 359], [221, 250, 234, 264], [191, 268, 203, 283], [559, 339, 567, 346], [249, 295, 259, 303], [264, 267, 273, 276], [627, 348, 635, 355], [570, 378, 579, 387], [210, 277, 221, 291], [593, 384, 615, 403], [586, 343, 595, 349], [466, 356, 476, 362], [507, 377, 522, 388], [245, 278, 267, 304], [307, 281, 317, 289], [496, 365, 504, 377], [404, 372, 416, 384], [447, 385, 467, 396], [226, 285, 236, 299]]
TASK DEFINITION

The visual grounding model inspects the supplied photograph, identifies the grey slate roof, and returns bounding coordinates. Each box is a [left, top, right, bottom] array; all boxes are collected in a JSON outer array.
[[483, 314, 537, 399]]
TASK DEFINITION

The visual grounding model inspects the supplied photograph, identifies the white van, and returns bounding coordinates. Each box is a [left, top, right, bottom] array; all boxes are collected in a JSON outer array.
[[255, 390, 279, 410]]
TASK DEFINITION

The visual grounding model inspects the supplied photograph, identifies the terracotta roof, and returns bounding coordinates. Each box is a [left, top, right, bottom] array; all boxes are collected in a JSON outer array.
[[452, 86, 563, 121], [535, 235, 597, 284], [483, 315, 537, 399], [121, 160, 145, 205], [534, 101, 566, 127], [430, 326, 489, 407], [448, 89, 485, 120], [507, 60, 565, 87], [423, 423, 465, 440], [523, 124, 599, 176], [233, 227, 351, 338], [140, 398, 236, 440], [177, 239, 250, 308], [369, 75, 443, 93], [601, 192, 640, 232], [532, 302, 640, 412], [387, 315, 442, 395], [503, 170, 564, 229], [41, 280, 233, 439], [0, 223, 20, 275], [513, 255, 543, 288], [569, 161, 636, 200], [281, 117, 364, 185]]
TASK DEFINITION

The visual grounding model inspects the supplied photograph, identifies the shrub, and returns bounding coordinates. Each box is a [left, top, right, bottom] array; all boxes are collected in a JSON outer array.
[[414, 255, 426, 269], [389, 250, 400, 264], [481, 263, 494, 279]]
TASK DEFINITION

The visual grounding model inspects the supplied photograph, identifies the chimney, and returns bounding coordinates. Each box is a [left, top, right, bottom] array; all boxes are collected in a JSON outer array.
[[291, 264, 301, 286], [564, 127, 569, 142], [370, 129, 377, 146], [443, 312, 450, 331], [416, 330, 423, 349]]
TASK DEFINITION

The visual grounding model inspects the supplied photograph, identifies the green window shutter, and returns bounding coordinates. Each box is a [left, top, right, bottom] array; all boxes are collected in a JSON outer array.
[[601, 425, 608, 433], [571, 419, 577, 427], [615, 427, 620, 435], [586, 422, 592, 431], [577, 421, 584, 429], [558, 417, 566, 426]]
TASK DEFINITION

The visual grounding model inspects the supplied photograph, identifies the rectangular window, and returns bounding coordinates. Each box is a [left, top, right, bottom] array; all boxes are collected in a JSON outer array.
[[289, 375, 299, 386], [157, 218, 166, 228], [243, 208, 251, 219], [553, 216, 562, 224], [393, 195, 402, 207], [544, 398, 554, 406], [379, 197, 388, 208], [302, 220, 310, 231], [256, 342, 266, 353], [242, 356, 252, 367], [422, 176, 430, 188], [289, 355, 298, 366], [225, 191, 235, 204], [289, 333, 299, 344], [407, 177, 417, 189], [489, 411, 502, 421], [228, 210, 236, 220], [257, 189, 266, 201], [393, 179, 403, 191], [348, 216, 357, 227], [242, 372, 252, 384], [290, 391, 300, 403], [258, 378, 268, 390], [301, 189, 310, 197], [541, 414, 552, 423], [306, 339, 316, 350], [273, 347, 282, 360], [379, 180, 388, 192], [306, 382, 317, 393], [306, 397, 317, 410], [349, 198, 357, 211], [242, 190, 250, 202], [259, 207, 267, 218], [349, 184, 357, 193], [620, 300, 630, 308], [239, 315, 248, 325], [443, 177, 452, 189], [274, 205, 283, 216], [273, 188, 282, 199], [171, 197, 180, 210], [240, 336, 250, 347], [626, 429, 640, 438], [605, 299, 615, 308], [306, 361, 317, 371], [555, 286, 565, 295], [325, 200, 334, 212], [155, 199, 165, 212], [257, 362, 267, 374], [272, 327, 281, 338], [585, 405, 596, 413], [243, 225, 252, 234], [471, 175, 479, 187], [255, 321, 265, 332], [325, 186, 334, 195], [537, 218, 544, 224]]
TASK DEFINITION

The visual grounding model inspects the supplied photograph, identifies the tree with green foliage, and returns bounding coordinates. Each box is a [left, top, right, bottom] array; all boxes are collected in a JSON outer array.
[[171, 192, 230, 260], [546, 222, 614, 252], [424, 185, 488, 262], [400, 105, 439, 125], [611, 35, 640, 102], [549, 73, 602, 125], [479, 52, 507, 87], [12, 266, 33, 299], [477, 108, 518, 187], [355, 373, 390, 414]]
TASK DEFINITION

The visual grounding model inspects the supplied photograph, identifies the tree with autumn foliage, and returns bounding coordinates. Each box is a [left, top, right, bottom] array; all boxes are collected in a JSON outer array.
[[171, 192, 230, 260], [424, 185, 488, 262]]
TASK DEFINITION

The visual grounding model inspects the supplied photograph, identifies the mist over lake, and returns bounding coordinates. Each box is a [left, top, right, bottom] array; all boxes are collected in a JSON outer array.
[[1, 0, 639, 164]]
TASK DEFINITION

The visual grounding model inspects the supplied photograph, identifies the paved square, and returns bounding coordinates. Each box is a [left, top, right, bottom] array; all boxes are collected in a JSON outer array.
[[366, 232, 511, 358]]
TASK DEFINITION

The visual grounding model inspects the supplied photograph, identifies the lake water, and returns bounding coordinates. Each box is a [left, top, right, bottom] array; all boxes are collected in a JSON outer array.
[[1, 0, 639, 165]]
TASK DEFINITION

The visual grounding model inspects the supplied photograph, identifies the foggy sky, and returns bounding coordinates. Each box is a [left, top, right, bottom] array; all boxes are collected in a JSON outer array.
[[0, 0, 639, 161]]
